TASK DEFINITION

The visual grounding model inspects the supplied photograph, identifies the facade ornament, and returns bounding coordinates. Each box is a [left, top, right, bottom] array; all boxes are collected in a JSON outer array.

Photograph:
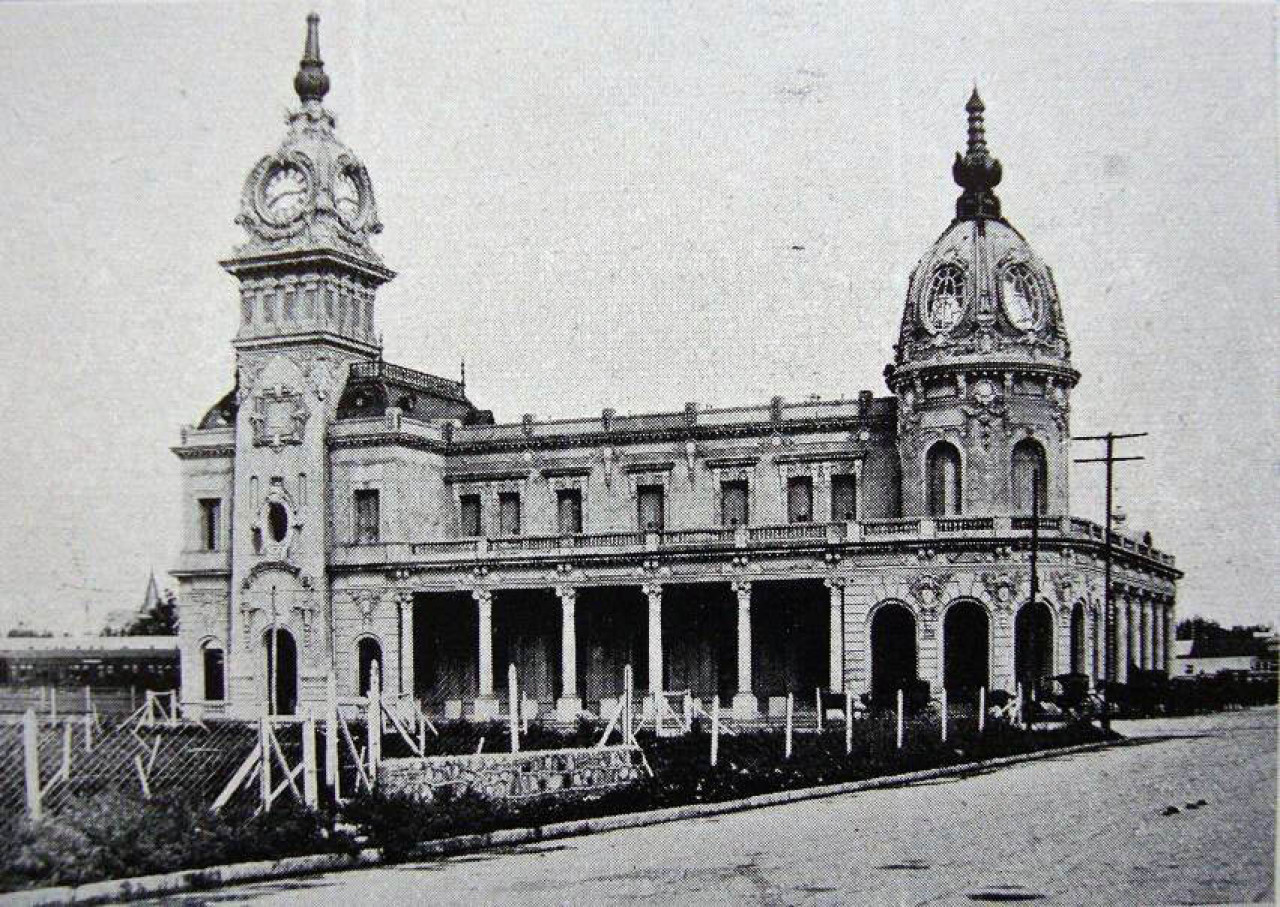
[[250, 387, 309, 449], [824, 549, 842, 567], [471, 588, 492, 607], [729, 578, 752, 597], [355, 590, 381, 625]]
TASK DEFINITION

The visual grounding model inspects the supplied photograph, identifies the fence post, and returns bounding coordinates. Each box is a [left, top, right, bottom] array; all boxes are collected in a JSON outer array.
[[302, 712, 318, 808], [84, 685, 91, 718], [23, 709, 41, 820], [1015, 683, 1023, 729], [366, 660, 381, 783], [815, 688, 823, 733], [784, 692, 793, 759], [325, 673, 339, 796], [507, 663, 520, 755], [50, 687, 57, 721], [623, 664, 634, 743], [130, 685, 136, 714], [259, 712, 271, 811], [979, 686, 986, 733], [169, 691, 179, 727], [710, 697, 720, 767], [896, 688, 904, 749], [83, 711, 93, 752], [940, 688, 948, 743], [844, 691, 853, 756], [60, 720, 73, 782]]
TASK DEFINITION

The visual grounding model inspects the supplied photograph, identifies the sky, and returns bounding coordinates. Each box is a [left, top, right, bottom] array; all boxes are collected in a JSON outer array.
[[0, 0, 1274, 632]]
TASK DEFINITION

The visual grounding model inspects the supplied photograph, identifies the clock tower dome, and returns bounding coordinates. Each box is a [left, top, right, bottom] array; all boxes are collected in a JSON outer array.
[[887, 91, 1079, 519]]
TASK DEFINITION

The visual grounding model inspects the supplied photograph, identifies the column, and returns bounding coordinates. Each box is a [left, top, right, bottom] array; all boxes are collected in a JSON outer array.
[[1139, 598, 1151, 671], [1114, 599, 1128, 684], [1163, 600, 1175, 675], [1151, 600, 1163, 674], [825, 578, 845, 692], [731, 580, 758, 717], [644, 583, 663, 698], [473, 588, 498, 719], [397, 593, 415, 698], [555, 586, 581, 720]]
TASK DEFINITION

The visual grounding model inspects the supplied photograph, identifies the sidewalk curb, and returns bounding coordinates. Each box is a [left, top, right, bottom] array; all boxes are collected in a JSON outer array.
[[1, 737, 1125, 905]]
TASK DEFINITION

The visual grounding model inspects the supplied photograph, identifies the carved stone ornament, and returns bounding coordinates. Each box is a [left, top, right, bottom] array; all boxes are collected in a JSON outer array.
[[250, 387, 309, 449], [960, 377, 1009, 450], [354, 590, 381, 625], [981, 571, 1020, 612]]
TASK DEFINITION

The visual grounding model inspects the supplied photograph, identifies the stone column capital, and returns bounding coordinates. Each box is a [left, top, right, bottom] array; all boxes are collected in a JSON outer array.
[[472, 588, 492, 607], [554, 585, 578, 606], [730, 579, 752, 597], [641, 582, 663, 600]]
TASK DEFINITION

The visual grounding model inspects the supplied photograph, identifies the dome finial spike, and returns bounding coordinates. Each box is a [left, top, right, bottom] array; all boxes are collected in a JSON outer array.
[[952, 88, 1002, 220], [294, 12, 330, 103]]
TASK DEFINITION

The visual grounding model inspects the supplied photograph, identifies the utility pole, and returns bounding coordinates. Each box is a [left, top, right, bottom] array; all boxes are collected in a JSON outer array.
[[1073, 431, 1146, 732], [1025, 465, 1040, 729]]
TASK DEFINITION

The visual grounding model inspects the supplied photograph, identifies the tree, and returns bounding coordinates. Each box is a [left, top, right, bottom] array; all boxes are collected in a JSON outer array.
[[125, 589, 179, 636]]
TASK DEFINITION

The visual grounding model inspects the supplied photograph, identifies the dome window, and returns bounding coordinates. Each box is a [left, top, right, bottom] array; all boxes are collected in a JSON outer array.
[[1000, 262, 1042, 331], [924, 264, 966, 333]]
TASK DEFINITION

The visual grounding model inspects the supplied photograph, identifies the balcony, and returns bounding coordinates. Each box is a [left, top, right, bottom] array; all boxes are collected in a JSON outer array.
[[331, 513, 1175, 570]]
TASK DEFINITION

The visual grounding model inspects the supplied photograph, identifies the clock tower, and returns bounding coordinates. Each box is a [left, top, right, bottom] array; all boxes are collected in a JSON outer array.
[[887, 91, 1079, 519], [220, 14, 394, 715]]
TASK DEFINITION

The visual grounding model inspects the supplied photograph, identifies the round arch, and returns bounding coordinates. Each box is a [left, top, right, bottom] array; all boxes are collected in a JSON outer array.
[[356, 635, 384, 697], [868, 601, 918, 709], [262, 627, 298, 716], [925, 440, 964, 516], [199, 636, 226, 702], [1011, 438, 1048, 514], [1015, 599, 1056, 690], [942, 598, 990, 702], [1069, 601, 1086, 674]]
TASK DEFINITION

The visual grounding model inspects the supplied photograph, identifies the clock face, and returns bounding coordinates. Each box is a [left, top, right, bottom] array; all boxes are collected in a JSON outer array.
[[1000, 264, 1041, 330], [925, 264, 966, 333], [334, 169, 362, 224], [260, 164, 309, 223]]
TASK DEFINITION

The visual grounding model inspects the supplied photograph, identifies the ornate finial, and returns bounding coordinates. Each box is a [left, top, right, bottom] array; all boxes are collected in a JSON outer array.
[[460, 357, 467, 392], [952, 87, 1002, 220], [294, 13, 330, 104]]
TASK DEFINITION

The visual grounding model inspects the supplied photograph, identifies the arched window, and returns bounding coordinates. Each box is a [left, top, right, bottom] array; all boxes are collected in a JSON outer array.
[[201, 641, 225, 701], [1011, 439, 1048, 514], [357, 637, 383, 697], [926, 442, 962, 516]]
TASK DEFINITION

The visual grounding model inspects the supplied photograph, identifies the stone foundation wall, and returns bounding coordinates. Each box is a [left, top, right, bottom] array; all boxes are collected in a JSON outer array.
[[379, 745, 643, 802]]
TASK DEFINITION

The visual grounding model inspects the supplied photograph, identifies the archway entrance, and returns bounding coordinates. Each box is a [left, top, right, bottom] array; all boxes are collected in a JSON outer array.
[[870, 603, 917, 708], [263, 628, 298, 716], [943, 600, 989, 702], [1015, 601, 1055, 690], [357, 637, 382, 697], [1069, 602, 1086, 675]]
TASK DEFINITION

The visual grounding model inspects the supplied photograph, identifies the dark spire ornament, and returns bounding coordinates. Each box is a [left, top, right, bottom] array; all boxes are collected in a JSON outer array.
[[952, 88, 1003, 221], [293, 12, 330, 104]]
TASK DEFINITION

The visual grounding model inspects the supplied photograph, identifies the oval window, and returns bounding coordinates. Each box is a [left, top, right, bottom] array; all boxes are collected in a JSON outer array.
[[267, 502, 289, 543]]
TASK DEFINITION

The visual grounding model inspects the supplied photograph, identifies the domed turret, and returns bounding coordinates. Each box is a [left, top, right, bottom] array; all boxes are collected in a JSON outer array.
[[888, 92, 1078, 520], [227, 14, 387, 272]]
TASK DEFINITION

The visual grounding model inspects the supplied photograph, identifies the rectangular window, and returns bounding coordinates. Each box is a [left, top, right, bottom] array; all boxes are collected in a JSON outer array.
[[556, 489, 583, 535], [460, 494, 482, 537], [283, 289, 297, 321], [831, 474, 857, 522], [637, 484, 665, 532], [720, 480, 749, 527], [787, 476, 813, 523], [198, 498, 221, 552], [498, 491, 521, 536], [354, 489, 380, 544]]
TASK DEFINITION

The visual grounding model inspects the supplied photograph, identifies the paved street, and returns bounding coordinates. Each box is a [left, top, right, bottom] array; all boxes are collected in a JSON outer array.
[[169, 709, 1274, 906]]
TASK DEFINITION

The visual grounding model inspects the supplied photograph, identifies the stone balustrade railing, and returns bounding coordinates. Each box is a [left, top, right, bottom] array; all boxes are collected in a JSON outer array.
[[330, 512, 1175, 569]]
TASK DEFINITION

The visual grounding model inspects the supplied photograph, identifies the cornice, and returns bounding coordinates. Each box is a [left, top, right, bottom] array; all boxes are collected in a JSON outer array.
[[172, 444, 235, 460]]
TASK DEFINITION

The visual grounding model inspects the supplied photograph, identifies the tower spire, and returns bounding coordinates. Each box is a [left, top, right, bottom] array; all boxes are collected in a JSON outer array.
[[952, 88, 1002, 220], [294, 12, 330, 104]]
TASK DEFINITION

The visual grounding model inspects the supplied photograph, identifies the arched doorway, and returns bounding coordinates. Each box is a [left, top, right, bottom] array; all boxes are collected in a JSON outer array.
[[926, 442, 962, 516], [262, 628, 298, 716], [943, 600, 989, 702], [1015, 601, 1055, 690], [357, 637, 383, 697], [869, 603, 917, 708], [1011, 438, 1048, 513], [1069, 602, 1086, 675]]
